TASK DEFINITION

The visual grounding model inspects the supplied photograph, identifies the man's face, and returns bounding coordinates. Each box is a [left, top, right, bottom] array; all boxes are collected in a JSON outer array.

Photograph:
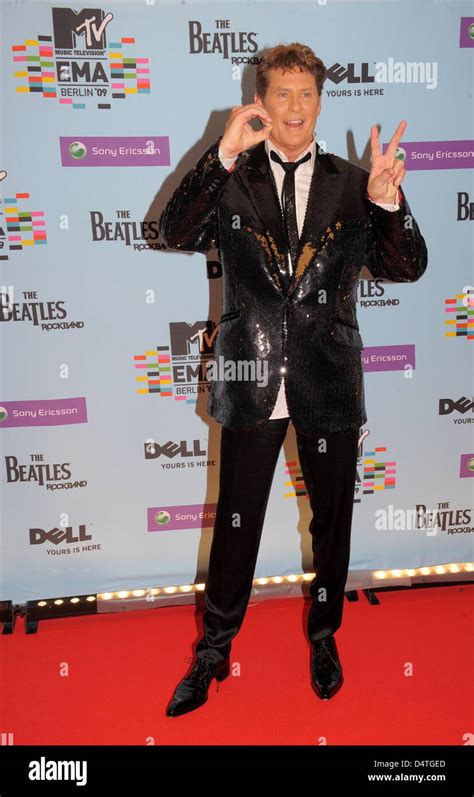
[[254, 67, 321, 160]]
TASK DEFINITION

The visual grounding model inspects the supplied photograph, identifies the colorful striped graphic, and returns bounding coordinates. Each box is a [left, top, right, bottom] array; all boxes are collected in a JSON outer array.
[[445, 288, 474, 339], [12, 36, 57, 99], [283, 446, 397, 501], [109, 38, 150, 100], [284, 460, 309, 500], [12, 32, 151, 110], [362, 447, 397, 493], [134, 346, 173, 397], [0, 193, 46, 256]]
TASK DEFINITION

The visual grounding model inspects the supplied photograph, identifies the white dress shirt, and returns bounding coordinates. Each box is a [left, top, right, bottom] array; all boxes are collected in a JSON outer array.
[[218, 134, 399, 420]]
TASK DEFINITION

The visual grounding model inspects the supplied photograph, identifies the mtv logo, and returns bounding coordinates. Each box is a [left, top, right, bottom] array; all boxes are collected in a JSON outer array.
[[169, 321, 218, 357], [52, 7, 114, 49]]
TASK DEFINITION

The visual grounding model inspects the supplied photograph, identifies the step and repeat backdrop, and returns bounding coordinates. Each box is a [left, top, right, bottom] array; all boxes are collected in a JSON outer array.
[[1, 0, 473, 604]]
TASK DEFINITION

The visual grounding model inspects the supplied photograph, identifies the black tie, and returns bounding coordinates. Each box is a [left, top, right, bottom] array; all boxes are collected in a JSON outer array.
[[270, 149, 312, 270]]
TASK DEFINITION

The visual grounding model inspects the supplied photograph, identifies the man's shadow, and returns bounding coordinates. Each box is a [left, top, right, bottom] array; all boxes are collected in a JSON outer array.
[[143, 58, 376, 661]]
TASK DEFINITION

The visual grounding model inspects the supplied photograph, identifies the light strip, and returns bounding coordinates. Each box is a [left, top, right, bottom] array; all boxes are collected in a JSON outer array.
[[36, 595, 96, 607], [96, 562, 474, 602]]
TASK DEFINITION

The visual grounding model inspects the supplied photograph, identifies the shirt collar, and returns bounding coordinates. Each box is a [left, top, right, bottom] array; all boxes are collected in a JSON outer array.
[[265, 133, 316, 164]]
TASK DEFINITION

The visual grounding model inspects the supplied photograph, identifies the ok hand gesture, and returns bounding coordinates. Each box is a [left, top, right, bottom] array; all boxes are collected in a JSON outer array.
[[219, 104, 273, 160]]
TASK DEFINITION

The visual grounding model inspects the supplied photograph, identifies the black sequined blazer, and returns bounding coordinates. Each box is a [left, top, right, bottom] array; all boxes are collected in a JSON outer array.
[[159, 135, 428, 434]]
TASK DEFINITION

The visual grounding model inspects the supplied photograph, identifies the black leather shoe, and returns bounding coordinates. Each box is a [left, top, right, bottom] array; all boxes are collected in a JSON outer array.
[[310, 635, 344, 700], [165, 656, 230, 717]]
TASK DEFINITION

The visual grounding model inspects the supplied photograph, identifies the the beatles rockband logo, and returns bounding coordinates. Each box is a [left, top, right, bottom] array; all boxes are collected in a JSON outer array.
[[188, 20, 259, 63], [410, 502, 473, 536], [4, 454, 86, 490], [144, 438, 216, 469], [0, 289, 83, 331], [0, 184, 46, 260], [90, 209, 164, 251], [12, 7, 151, 110], [457, 191, 474, 220], [90, 209, 222, 262], [356, 278, 401, 308], [134, 321, 218, 405]]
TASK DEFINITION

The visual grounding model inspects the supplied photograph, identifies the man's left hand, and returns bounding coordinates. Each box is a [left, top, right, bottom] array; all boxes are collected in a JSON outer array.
[[367, 120, 407, 204]]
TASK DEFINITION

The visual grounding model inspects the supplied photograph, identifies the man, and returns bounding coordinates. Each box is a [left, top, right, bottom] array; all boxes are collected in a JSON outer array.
[[159, 43, 428, 717]]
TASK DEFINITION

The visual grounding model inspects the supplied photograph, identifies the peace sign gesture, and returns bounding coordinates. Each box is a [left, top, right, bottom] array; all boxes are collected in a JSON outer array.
[[367, 120, 407, 204]]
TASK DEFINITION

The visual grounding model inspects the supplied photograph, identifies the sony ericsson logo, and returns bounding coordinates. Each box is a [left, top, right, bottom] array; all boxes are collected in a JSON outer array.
[[460, 17, 474, 47], [155, 511, 171, 526], [69, 141, 86, 159], [12, 7, 151, 110], [460, 454, 474, 479], [60, 136, 169, 167], [381, 140, 474, 170], [148, 504, 217, 531], [0, 398, 88, 428]]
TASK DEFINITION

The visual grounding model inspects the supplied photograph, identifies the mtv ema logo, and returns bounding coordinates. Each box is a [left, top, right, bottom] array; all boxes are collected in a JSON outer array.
[[134, 320, 218, 405], [12, 7, 151, 110]]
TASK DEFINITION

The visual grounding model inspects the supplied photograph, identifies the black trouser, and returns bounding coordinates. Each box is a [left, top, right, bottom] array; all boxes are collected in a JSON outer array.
[[195, 417, 359, 663]]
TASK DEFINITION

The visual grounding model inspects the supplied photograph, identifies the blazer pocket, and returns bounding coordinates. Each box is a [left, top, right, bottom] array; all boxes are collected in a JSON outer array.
[[219, 309, 241, 323], [330, 320, 364, 349]]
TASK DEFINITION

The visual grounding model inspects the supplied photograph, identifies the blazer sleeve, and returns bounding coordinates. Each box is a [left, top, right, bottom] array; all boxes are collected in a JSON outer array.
[[364, 185, 428, 282], [158, 135, 239, 254]]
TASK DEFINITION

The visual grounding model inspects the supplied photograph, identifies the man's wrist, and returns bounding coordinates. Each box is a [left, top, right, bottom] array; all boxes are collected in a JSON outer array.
[[218, 142, 239, 160], [218, 144, 239, 172], [367, 187, 402, 206]]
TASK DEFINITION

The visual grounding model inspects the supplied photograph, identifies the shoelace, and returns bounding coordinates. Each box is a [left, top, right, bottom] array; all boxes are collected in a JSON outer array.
[[189, 659, 215, 683], [313, 638, 337, 664], [315, 638, 331, 651]]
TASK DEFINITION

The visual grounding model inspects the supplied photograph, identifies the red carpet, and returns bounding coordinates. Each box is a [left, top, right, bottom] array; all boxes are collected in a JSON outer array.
[[2, 584, 472, 745]]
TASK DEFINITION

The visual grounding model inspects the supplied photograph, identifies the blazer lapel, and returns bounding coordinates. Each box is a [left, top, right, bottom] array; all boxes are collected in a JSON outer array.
[[288, 146, 349, 296], [236, 142, 292, 294], [236, 140, 350, 297]]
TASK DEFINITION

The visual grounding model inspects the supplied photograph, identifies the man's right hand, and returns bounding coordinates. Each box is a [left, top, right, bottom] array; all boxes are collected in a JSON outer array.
[[219, 104, 273, 160]]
